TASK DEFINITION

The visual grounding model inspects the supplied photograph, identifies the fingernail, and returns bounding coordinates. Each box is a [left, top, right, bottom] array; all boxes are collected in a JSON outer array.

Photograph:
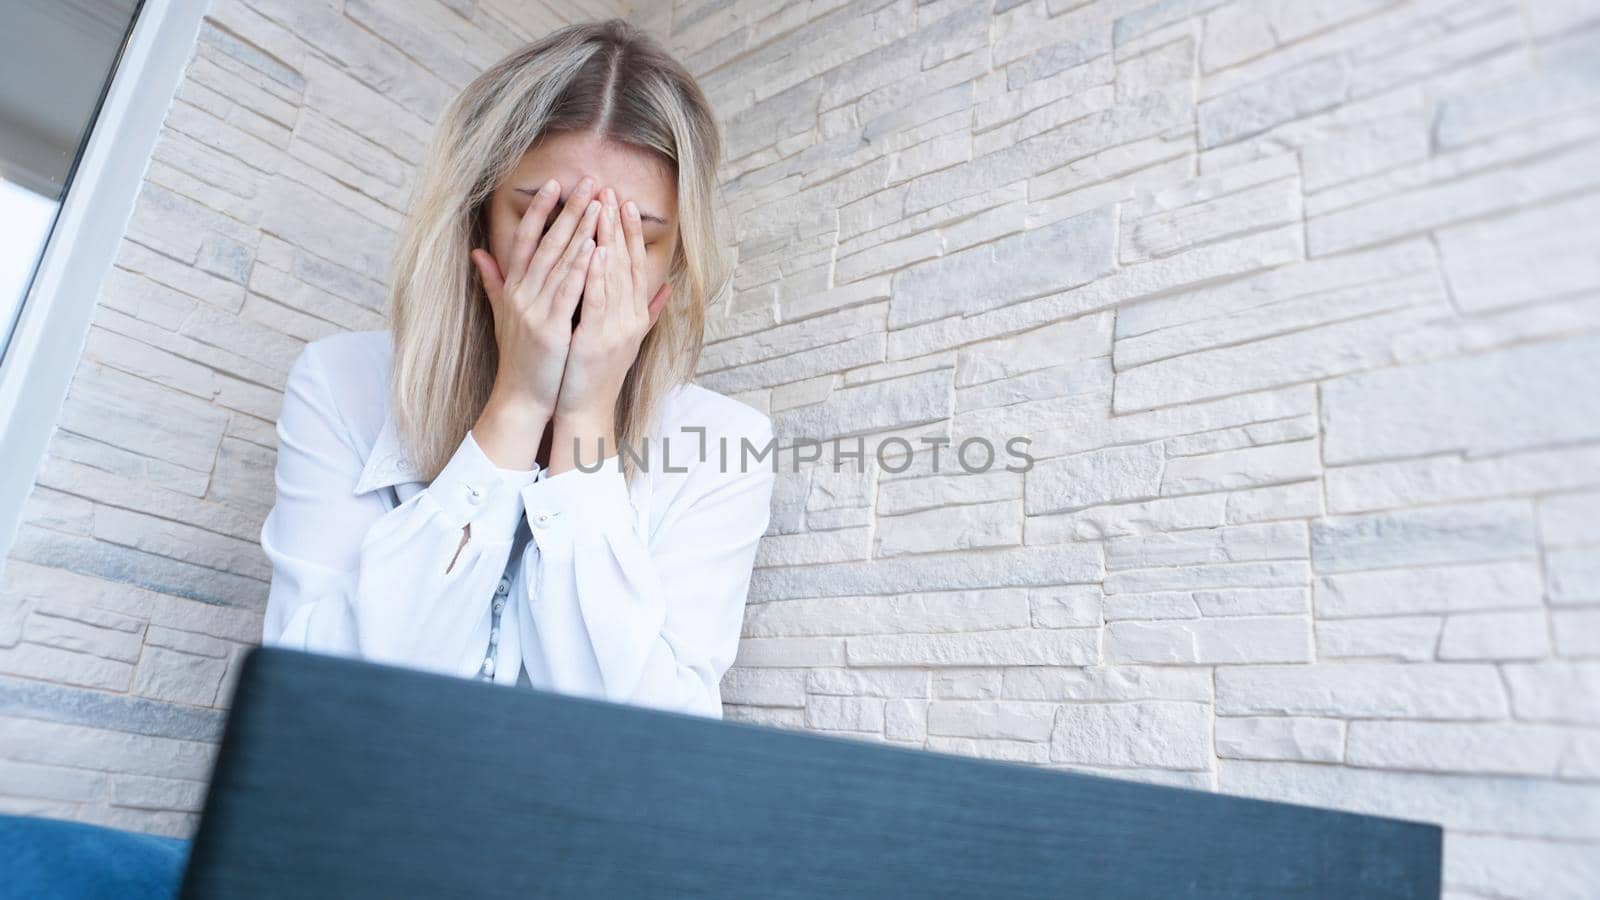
[[625, 200, 637, 219], [540, 178, 557, 194], [579, 176, 594, 192]]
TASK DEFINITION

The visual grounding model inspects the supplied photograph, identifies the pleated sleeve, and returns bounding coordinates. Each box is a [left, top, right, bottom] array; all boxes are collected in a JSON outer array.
[[515, 412, 776, 719], [259, 342, 541, 679]]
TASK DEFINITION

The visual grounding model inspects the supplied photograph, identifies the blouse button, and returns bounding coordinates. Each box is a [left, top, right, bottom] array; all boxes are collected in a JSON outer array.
[[532, 511, 553, 528], [492, 599, 505, 614], [466, 484, 484, 505], [481, 657, 495, 676], [495, 576, 511, 595]]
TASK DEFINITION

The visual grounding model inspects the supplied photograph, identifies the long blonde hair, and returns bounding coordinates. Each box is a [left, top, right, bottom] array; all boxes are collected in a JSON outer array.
[[386, 18, 729, 485]]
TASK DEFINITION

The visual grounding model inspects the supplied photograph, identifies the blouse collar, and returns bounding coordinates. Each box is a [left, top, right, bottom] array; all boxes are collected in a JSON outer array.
[[353, 409, 423, 496]]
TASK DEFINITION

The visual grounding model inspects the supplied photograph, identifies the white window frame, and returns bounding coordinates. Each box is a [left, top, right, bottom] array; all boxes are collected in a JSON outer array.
[[0, 0, 210, 572]]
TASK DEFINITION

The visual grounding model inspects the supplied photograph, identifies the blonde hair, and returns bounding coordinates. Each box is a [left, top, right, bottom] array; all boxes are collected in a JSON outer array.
[[386, 18, 729, 485]]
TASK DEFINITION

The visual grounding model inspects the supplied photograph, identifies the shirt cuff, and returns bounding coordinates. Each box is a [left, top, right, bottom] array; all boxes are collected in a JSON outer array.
[[428, 430, 544, 539], [519, 452, 630, 537], [495, 462, 545, 488]]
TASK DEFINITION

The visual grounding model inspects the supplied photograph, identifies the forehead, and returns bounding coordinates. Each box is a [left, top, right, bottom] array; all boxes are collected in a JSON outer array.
[[506, 131, 676, 223]]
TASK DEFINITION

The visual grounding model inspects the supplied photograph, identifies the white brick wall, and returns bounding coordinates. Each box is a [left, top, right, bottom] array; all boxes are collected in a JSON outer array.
[[0, 0, 628, 838], [2, 0, 1596, 895], [678, 1, 1599, 897]]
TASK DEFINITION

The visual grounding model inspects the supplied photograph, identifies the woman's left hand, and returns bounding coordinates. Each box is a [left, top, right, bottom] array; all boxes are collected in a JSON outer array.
[[553, 187, 672, 426]]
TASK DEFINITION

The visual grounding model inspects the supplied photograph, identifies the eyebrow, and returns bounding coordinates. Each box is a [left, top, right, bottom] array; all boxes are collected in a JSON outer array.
[[514, 187, 669, 226]]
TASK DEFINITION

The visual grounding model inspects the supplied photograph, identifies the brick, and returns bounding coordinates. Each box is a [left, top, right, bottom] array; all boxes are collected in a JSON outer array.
[[931, 668, 1003, 700], [1107, 616, 1312, 665], [804, 695, 883, 733], [883, 699, 928, 742], [1114, 303, 1443, 413], [0, 672, 225, 736], [1314, 561, 1542, 618], [1025, 442, 1164, 514], [847, 628, 1099, 667], [719, 667, 807, 707], [1548, 546, 1600, 606], [1316, 616, 1441, 662], [875, 499, 1023, 557], [955, 312, 1112, 387], [1438, 191, 1600, 313], [0, 643, 133, 692], [770, 367, 950, 443], [1326, 443, 1600, 515], [22, 610, 144, 664], [806, 668, 929, 698], [1322, 333, 1600, 464], [1553, 609, 1600, 657], [1346, 721, 1598, 778], [110, 773, 209, 812], [1106, 522, 1306, 570], [1002, 665, 1212, 703], [131, 647, 229, 707], [743, 590, 1030, 638], [732, 637, 847, 668], [1200, 55, 1349, 148], [1028, 586, 1102, 628], [1502, 662, 1600, 726], [0, 759, 108, 803], [1437, 611, 1551, 661], [1216, 664, 1507, 719], [1446, 833, 1600, 900], [723, 706, 805, 730], [0, 717, 215, 781], [925, 735, 1049, 765], [1310, 501, 1538, 574], [1218, 760, 1600, 842], [1215, 716, 1344, 763], [750, 543, 1104, 601], [889, 207, 1117, 328], [1051, 702, 1211, 770], [927, 700, 1055, 741]]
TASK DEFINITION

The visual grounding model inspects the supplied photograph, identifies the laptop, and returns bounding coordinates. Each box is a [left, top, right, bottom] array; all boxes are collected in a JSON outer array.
[[177, 645, 1441, 898]]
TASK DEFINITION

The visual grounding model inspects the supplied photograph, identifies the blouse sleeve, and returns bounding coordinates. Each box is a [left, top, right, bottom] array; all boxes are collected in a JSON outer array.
[[259, 342, 541, 679], [516, 413, 776, 720]]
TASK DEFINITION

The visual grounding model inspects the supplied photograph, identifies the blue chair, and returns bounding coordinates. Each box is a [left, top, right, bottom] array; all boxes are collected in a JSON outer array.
[[0, 811, 190, 899]]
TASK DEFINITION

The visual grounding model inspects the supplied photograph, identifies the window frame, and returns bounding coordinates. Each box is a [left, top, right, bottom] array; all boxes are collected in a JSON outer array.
[[0, 0, 211, 570]]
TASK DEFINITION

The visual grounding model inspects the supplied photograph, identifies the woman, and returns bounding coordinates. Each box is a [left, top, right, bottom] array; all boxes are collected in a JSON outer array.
[[1, 18, 775, 893], [257, 17, 776, 721]]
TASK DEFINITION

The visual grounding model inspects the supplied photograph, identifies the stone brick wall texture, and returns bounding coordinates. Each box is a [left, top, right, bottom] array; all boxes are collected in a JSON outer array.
[[678, 2, 1599, 898], [2, 0, 1597, 896]]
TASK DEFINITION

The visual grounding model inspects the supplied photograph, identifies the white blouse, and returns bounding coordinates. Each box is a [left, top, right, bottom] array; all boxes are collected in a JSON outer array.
[[258, 329, 776, 720]]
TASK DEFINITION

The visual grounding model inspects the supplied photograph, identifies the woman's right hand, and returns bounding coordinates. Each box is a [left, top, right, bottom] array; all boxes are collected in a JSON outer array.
[[471, 175, 603, 418]]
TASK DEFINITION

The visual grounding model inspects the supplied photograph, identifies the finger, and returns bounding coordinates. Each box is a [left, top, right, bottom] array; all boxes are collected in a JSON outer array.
[[552, 237, 595, 328], [471, 248, 505, 307], [544, 201, 601, 308], [580, 244, 608, 333], [527, 179, 602, 289], [538, 195, 600, 291], [503, 178, 562, 289], [604, 192, 629, 333], [593, 191, 619, 335], [622, 200, 647, 318]]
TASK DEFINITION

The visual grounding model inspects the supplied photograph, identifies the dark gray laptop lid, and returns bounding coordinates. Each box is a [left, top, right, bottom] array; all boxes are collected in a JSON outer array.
[[178, 645, 1441, 899]]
